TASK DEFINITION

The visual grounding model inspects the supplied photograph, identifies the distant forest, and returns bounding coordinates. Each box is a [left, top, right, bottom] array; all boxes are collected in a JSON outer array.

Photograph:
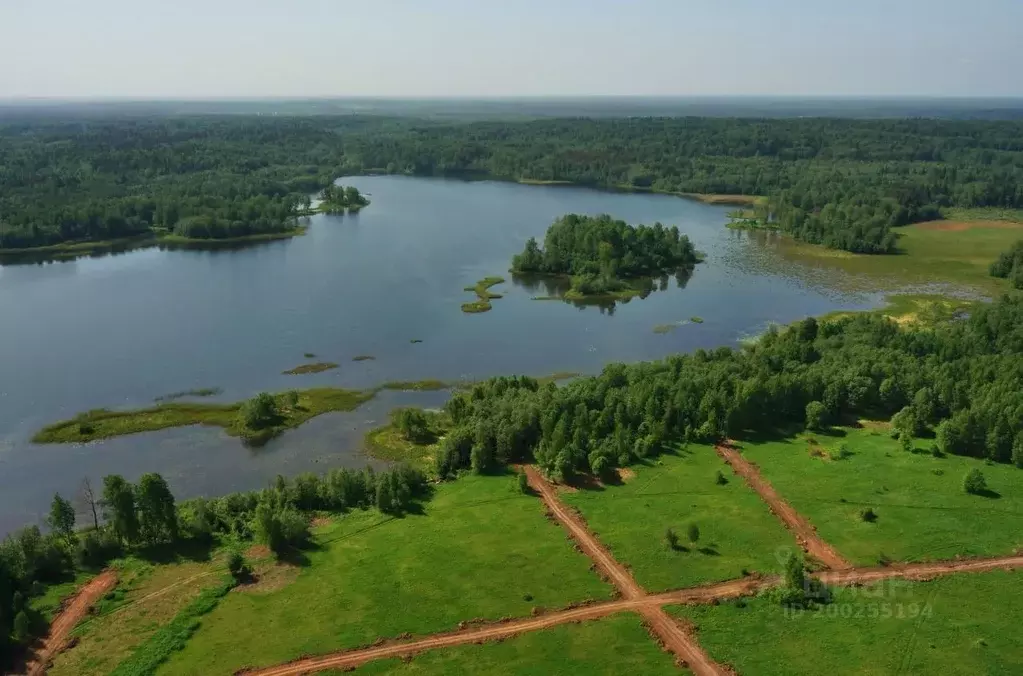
[[2, 115, 1023, 252]]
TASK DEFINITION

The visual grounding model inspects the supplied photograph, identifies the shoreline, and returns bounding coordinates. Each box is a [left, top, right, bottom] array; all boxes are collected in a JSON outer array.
[[0, 227, 308, 263]]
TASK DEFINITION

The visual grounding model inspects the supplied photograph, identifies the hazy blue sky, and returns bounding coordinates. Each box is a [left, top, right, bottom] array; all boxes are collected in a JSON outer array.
[[1, 0, 1020, 98]]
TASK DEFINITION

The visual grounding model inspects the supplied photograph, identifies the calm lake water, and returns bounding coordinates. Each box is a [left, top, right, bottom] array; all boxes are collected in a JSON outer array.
[[0, 176, 886, 534]]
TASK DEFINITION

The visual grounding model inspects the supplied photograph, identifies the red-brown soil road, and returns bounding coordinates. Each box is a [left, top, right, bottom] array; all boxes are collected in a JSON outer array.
[[715, 443, 853, 570]]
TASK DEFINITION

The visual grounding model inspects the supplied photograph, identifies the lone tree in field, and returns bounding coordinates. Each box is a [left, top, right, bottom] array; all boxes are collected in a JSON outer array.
[[517, 472, 530, 494], [664, 527, 680, 551], [805, 400, 826, 431], [963, 468, 988, 495], [687, 523, 700, 544]]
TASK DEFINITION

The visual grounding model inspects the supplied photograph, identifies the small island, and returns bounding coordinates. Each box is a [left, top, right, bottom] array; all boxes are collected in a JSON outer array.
[[511, 213, 701, 301], [461, 276, 505, 313], [318, 184, 370, 214], [282, 362, 339, 375]]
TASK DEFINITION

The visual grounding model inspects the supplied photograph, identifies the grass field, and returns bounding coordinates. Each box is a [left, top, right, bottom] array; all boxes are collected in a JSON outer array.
[[157, 475, 612, 675], [775, 216, 1023, 295], [342, 613, 681, 676], [736, 426, 1023, 566], [560, 444, 795, 591], [670, 569, 1023, 675], [364, 410, 451, 473], [51, 556, 224, 676]]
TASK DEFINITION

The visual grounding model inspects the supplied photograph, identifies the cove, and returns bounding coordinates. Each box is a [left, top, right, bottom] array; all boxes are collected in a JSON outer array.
[[0, 176, 886, 534]]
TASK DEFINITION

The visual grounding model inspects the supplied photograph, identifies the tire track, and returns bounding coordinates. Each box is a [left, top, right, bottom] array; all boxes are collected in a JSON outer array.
[[715, 443, 853, 570]]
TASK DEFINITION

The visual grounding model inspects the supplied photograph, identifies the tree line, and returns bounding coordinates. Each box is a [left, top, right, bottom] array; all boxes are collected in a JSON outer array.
[[5, 115, 1023, 253], [511, 214, 699, 296], [433, 295, 1023, 481], [338, 117, 1023, 253], [990, 240, 1023, 288], [0, 464, 427, 667]]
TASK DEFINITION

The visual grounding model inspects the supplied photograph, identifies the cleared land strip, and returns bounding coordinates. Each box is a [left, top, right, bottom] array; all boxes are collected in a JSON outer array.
[[524, 466, 729, 675], [715, 442, 853, 570], [24, 570, 118, 676]]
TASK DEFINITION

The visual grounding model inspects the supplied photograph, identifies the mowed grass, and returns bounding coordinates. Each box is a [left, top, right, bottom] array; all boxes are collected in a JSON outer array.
[[344, 613, 680, 676], [670, 569, 1023, 675], [158, 475, 612, 675], [561, 444, 795, 592], [51, 558, 221, 676], [736, 426, 1023, 566], [775, 217, 1023, 294]]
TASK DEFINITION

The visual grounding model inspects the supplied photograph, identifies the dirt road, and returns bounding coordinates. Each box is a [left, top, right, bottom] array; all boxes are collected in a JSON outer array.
[[525, 466, 730, 676], [819, 554, 1023, 586], [715, 443, 852, 570], [524, 466, 645, 599], [25, 569, 117, 676], [239, 546, 1023, 676]]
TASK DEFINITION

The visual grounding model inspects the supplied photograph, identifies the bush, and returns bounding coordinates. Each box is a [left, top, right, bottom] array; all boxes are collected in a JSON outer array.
[[664, 527, 679, 551], [963, 468, 988, 495], [241, 392, 279, 429], [75, 529, 123, 568], [395, 408, 431, 443], [517, 472, 530, 494], [227, 551, 251, 581], [687, 523, 700, 544], [860, 507, 878, 523], [714, 470, 728, 485], [805, 401, 826, 431]]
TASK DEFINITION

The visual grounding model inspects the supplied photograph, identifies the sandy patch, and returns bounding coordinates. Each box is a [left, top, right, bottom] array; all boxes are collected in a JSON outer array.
[[615, 467, 637, 482]]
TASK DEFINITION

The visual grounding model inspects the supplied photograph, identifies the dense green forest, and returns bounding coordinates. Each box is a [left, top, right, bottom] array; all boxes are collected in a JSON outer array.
[[318, 184, 369, 213], [990, 240, 1023, 288], [512, 214, 699, 297], [435, 296, 1023, 480], [339, 117, 1023, 253], [3, 116, 1023, 252], [0, 465, 427, 667]]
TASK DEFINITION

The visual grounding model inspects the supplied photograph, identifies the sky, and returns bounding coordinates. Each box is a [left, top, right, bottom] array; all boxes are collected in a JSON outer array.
[[1, 0, 1021, 99]]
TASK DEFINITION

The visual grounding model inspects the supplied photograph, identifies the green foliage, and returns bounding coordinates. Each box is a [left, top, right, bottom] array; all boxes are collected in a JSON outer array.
[[108, 576, 235, 676], [394, 408, 432, 443], [517, 472, 530, 494], [989, 240, 1023, 289], [860, 507, 878, 522], [664, 527, 679, 551], [319, 183, 369, 213], [687, 523, 701, 544], [136, 473, 178, 544], [511, 214, 699, 298], [775, 553, 831, 609], [226, 551, 250, 582], [47, 494, 76, 546], [804, 401, 827, 431], [254, 504, 310, 556], [963, 468, 988, 495], [241, 392, 279, 430], [715, 470, 728, 485], [103, 475, 139, 544]]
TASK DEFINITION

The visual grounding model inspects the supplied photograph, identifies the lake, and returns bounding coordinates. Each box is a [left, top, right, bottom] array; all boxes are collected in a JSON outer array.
[[0, 176, 886, 534]]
